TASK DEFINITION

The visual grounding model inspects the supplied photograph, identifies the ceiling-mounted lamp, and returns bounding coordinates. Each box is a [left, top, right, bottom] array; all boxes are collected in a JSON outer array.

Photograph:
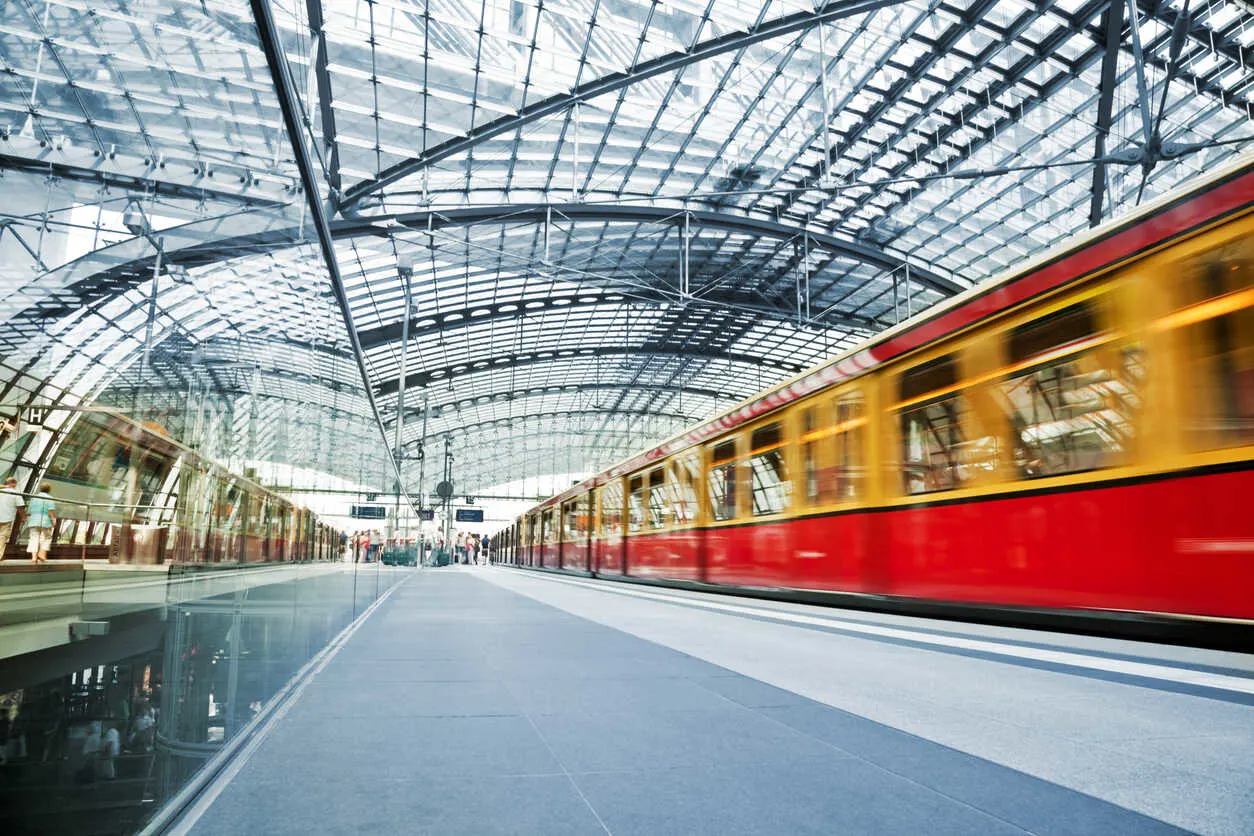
[[396, 251, 414, 280], [122, 200, 149, 236]]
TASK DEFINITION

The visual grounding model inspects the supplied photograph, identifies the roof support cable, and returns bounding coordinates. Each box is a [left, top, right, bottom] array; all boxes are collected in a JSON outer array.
[[247, 0, 416, 514]]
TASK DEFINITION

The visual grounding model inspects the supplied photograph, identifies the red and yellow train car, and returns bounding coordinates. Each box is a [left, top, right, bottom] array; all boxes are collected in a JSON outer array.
[[499, 154, 1254, 637]]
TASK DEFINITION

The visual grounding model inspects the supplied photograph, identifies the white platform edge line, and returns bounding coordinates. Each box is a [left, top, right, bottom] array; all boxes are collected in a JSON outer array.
[[516, 571, 1254, 697]]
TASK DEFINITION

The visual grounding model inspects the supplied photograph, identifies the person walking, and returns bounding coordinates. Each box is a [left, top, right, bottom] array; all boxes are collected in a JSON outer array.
[[25, 483, 56, 565], [0, 477, 24, 560]]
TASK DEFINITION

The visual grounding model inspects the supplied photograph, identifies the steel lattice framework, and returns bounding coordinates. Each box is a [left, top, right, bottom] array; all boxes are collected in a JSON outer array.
[[1, 0, 1253, 498]]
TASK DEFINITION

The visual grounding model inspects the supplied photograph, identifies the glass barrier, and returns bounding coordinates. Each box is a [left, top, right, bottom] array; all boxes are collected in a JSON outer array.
[[0, 560, 407, 835]]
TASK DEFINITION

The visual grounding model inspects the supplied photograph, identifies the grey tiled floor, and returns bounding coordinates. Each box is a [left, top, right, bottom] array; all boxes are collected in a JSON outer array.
[[191, 570, 1184, 835]]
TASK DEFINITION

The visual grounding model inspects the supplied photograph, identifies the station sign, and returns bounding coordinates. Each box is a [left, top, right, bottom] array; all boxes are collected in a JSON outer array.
[[454, 508, 484, 523], [350, 505, 387, 520]]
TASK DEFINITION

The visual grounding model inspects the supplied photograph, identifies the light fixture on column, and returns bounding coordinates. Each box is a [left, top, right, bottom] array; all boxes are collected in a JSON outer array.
[[396, 251, 414, 280], [122, 200, 150, 236]]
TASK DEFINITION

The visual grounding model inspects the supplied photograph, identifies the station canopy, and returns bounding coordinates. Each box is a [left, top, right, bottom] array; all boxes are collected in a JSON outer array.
[[1, 0, 1253, 500]]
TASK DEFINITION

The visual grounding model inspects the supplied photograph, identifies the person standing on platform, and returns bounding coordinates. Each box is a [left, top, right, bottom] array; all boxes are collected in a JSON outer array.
[[0, 477, 24, 560], [25, 483, 56, 565]]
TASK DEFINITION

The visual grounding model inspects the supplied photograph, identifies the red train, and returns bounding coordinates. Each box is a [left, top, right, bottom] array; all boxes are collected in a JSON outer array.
[[494, 154, 1254, 646]]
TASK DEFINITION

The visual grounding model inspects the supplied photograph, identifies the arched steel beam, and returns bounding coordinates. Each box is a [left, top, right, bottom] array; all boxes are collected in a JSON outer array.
[[358, 289, 883, 352], [336, 0, 909, 210], [387, 382, 747, 425], [451, 433, 657, 462], [344, 203, 959, 296], [409, 408, 699, 445], [376, 347, 806, 395], [0, 142, 293, 209], [12, 198, 950, 332]]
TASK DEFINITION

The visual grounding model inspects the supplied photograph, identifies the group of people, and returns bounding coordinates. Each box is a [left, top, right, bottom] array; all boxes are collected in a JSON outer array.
[[348, 530, 379, 563], [428, 531, 487, 566], [0, 477, 59, 564], [347, 530, 490, 566], [0, 690, 158, 784]]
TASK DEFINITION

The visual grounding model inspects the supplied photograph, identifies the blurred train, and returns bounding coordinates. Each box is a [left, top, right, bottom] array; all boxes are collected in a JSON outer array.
[[3, 409, 339, 564], [494, 155, 1254, 642]]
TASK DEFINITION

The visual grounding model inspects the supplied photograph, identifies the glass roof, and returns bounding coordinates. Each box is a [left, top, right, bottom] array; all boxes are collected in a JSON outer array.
[[2, 0, 1253, 497]]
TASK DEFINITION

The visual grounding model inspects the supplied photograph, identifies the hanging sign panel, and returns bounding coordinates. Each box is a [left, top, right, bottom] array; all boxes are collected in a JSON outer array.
[[454, 508, 484, 523]]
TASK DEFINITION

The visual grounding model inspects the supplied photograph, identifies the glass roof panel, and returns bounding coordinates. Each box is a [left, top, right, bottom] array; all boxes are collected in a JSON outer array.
[[5, 0, 1254, 498]]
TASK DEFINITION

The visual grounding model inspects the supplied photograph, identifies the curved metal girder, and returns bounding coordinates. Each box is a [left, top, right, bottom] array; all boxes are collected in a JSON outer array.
[[13, 200, 950, 332], [359, 289, 882, 352], [388, 381, 748, 425], [337, 0, 910, 210], [0, 144, 292, 209], [376, 347, 806, 395], [452, 438, 651, 483], [411, 408, 698, 445], [345, 203, 959, 296]]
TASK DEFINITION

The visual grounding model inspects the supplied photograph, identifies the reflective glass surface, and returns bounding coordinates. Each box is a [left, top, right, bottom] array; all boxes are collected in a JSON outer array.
[[0, 561, 407, 835]]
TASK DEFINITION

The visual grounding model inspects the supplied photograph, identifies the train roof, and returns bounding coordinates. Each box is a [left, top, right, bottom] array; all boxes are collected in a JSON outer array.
[[531, 152, 1254, 513]]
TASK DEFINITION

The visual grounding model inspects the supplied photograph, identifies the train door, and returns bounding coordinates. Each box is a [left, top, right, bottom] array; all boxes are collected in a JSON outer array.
[[744, 421, 792, 587], [526, 513, 539, 566], [542, 508, 559, 568], [625, 473, 647, 576], [703, 435, 746, 585], [582, 491, 594, 572], [792, 389, 872, 593], [559, 500, 577, 570], [595, 478, 625, 575], [670, 450, 704, 582], [560, 494, 589, 572]]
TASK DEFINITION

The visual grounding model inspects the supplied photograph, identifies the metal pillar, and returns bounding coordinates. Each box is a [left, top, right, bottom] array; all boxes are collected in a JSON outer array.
[[248, 0, 414, 510], [1089, 1, 1124, 227], [681, 211, 690, 297], [415, 392, 429, 511], [393, 257, 413, 540], [441, 437, 454, 544], [817, 21, 833, 184], [135, 236, 164, 418]]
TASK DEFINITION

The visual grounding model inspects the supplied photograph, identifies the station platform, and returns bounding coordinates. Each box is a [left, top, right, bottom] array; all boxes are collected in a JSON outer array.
[[182, 568, 1253, 835]]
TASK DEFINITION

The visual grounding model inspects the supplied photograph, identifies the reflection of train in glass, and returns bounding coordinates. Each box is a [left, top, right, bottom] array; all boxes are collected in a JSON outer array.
[[7, 410, 339, 564], [497, 155, 1254, 638]]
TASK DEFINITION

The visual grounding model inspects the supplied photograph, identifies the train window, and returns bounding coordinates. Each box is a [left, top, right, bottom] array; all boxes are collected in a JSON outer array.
[[708, 439, 738, 521], [898, 354, 984, 495], [671, 453, 701, 524], [600, 480, 623, 536], [834, 393, 866, 500], [1009, 302, 1099, 364], [998, 299, 1141, 477], [628, 475, 646, 532], [1169, 248, 1254, 448], [647, 468, 670, 528], [563, 501, 579, 541], [749, 423, 789, 516], [901, 354, 957, 402]]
